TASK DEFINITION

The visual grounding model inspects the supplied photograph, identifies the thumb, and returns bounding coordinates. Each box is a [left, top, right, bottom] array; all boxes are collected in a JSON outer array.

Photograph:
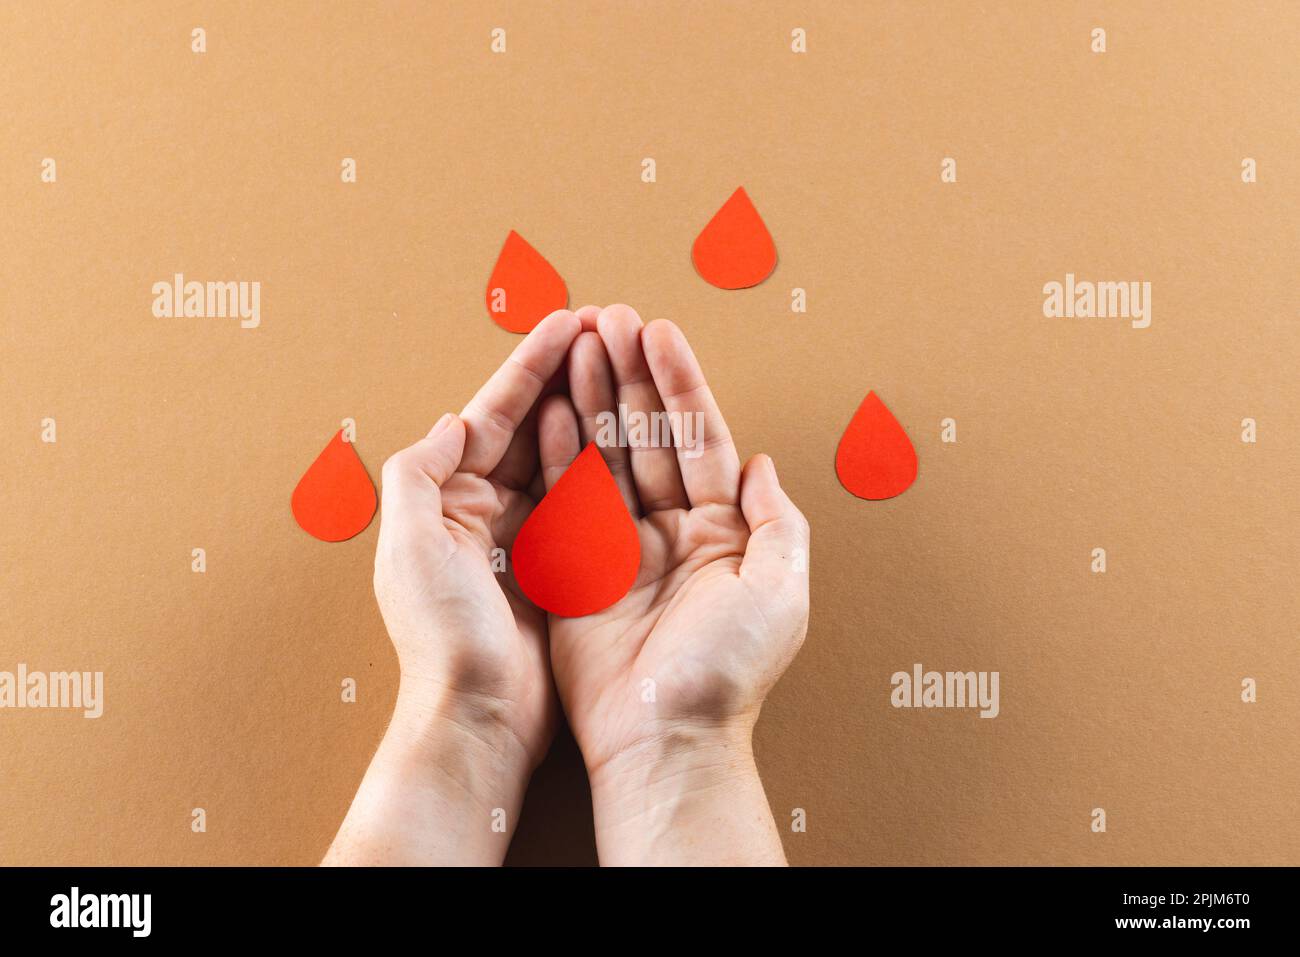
[[738, 454, 810, 594], [378, 414, 467, 534], [374, 417, 469, 610], [415, 413, 468, 485]]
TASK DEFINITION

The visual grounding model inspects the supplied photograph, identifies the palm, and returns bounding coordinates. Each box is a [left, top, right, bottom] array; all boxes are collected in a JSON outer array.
[[550, 503, 767, 767], [444, 475, 563, 756], [440, 473, 546, 645], [374, 313, 586, 768]]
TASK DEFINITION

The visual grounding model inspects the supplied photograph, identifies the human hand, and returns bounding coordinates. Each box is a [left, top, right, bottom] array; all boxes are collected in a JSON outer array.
[[326, 310, 581, 865], [538, 305, 810, 865]]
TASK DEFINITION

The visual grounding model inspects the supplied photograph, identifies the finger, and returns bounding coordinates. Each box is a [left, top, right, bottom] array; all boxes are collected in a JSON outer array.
[[460, 309, 581, 477], [537, 394, 582, 492], [487, 403, 539, 491], [568, 331, 640, 515], [596, 304, 689, 512], [488, 363, 568, 491], [525, 469, 545, 502], [641, 319, 741, 507], [408, 413, 467, 483], [574, 304, 602, 331], [738, 454, 810, 594], [377, 414, 467, 555]]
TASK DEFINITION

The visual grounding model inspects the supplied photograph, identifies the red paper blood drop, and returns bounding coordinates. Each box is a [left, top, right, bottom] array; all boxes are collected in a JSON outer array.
[[835, 392, 918, 500], [485, 230, 568, 333], [512, 443, 640, 617], [691, 186, 777, 289], [291, 430, 377, 541]]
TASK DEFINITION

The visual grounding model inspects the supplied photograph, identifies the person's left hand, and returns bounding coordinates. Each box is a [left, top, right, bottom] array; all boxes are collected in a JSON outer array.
[[326, 310, 581, 865]]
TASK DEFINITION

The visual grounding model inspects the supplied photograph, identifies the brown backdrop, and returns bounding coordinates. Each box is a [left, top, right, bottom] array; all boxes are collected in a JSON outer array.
[[2, 1, 1297, 866]]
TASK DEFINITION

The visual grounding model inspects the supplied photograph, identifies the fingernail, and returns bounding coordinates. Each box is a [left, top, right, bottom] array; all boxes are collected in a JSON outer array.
[[764, 455, 778, 479], [430, 413, 454, 437]]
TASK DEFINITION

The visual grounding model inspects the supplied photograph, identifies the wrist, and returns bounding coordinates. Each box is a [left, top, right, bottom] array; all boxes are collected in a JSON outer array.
[[587, 721, 786, 866], [322, 678, 532, 866], [379, 675, 531, 835], [386, 674, 533, 791]]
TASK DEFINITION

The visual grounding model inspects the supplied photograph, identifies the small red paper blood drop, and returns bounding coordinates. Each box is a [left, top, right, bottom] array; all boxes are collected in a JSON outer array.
[[512, 443, 640, 617], [835, 392, 918, 500], [291, 430, 378, 541], [691, 186, 777, 289], [485, 230, 568, 333]]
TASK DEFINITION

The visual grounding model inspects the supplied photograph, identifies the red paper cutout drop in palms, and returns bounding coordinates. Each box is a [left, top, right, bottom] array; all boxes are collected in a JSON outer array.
[[291, 430, 378, 541], [485, 230, 568, 333], [835, 392, 918, 500], [512, 443, 641, 617]]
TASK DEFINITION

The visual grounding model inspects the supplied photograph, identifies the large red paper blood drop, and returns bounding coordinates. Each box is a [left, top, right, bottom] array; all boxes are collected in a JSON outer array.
[[512, 443, 641, 617], [835, 392, 918, 500], [291, 430, 378, 541], [691, 186, 777, 289], [485, 230, 568, 333]]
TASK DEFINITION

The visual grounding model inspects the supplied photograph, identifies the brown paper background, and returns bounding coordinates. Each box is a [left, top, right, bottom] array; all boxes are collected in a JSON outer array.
[[2, 1, 1297, 866]]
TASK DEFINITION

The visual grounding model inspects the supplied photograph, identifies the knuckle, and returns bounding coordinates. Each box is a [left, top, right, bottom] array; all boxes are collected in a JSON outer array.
[[381, 449, 415, 483]]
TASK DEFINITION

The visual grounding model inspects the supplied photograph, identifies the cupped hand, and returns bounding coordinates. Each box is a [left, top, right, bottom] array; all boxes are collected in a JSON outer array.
[[327, 310, 582, 865], [537, 305, 810, 863], [374, 310, 582, 770]]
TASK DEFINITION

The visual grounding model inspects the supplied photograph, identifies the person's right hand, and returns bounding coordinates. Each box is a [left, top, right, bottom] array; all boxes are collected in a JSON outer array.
[[538, 305, 810, 865]]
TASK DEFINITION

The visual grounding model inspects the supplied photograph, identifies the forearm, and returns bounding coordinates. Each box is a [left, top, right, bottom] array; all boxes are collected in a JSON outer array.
[[323, 680, 531, 866], [588, 724, 787, 866]]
